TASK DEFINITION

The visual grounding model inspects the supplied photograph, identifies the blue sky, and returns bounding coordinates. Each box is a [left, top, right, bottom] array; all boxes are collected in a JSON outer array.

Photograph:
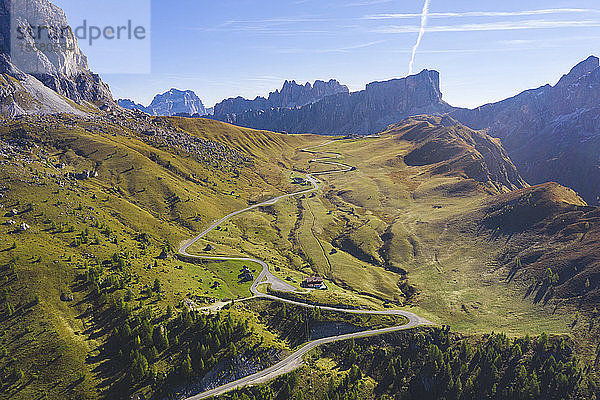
[[55, 0, 600, 108]]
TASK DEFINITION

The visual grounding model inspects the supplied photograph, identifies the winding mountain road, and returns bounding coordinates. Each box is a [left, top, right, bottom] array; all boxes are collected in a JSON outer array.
[[180, 140, 432, 399]]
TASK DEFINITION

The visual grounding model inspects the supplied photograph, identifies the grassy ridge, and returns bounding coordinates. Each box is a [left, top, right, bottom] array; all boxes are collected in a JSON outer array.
[[1, 111, 599, 399], [0, 114, 321, 399], [199, 117, 600, 362]]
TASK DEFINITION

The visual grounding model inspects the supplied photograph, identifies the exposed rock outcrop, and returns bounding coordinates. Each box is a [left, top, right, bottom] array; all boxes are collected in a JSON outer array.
[[33, 70, 112, 104], [213, 70, 452, 135], [116, 98, 146, 112], [119, 88, 206, 116], [452, 56, 600, 203], [0, 54, 87, 117], [214, 79, 349, 117], [0, 0, 113, 116]]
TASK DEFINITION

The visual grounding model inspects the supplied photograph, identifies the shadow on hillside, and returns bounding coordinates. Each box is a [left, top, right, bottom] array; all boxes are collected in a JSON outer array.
[[506, 267, 519, 283], [523, 282, 536, 299]]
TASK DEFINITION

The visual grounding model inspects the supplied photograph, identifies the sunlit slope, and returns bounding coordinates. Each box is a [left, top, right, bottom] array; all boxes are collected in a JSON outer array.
[[187, 116, 529, 312], [476, 182, 600, 306], [0, 114, 321, 399], [207, 116, 600, 349]]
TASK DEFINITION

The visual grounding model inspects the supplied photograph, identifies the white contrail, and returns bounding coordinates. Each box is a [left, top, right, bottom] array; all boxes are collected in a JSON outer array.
[[408, 0, 431, 75]]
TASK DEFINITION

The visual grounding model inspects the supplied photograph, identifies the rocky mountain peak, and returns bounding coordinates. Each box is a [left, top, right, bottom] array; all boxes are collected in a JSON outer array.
[[118, 88, 206, 116], [0, 0, 114, 109], [214, 78, 349, 117], [149, 88, 206, 116], [365, 69, 443, 108], [8, 0, 89, 77], [451, 55, 600, 203], [557, 55, 599, 86], [266, 78, 349, 109]]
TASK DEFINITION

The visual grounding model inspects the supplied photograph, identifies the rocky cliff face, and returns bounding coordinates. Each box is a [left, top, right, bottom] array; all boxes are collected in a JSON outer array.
[[33, 70, 112, 104], [213, 79, 349, 118], [116, 98, 146, 112], [118, 88, 206, 116], [4, 0, 88, 75], [0, 0, 113, 114], [452, 56, 600, 203], [214, 70, 452, 135], [147, 89, 206, 116], [0, 53, 86, 116]]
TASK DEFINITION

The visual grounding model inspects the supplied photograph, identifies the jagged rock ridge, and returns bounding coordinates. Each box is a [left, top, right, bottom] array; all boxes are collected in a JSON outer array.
[[213, 79, 349, 117], [213, 70, 452, 135], [451, 56, 600, 203]]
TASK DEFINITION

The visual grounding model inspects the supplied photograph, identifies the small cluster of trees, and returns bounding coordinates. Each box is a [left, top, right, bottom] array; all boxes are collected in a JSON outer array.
[[83, 258, 254, 395], [179, 308, 251, 379], [257, 302, 324, 347], [323, 328, 591, 400], [320, 366, 363, 400], [102, 289, 252, 387], [109, 306, 250, 387], [107, 304, 165, 382], [219, 362, 365, 400], [544, 268, 560, 286], [72, 227, 101, 247], [47, 220, 73, 234], [91, 219, 113, 237], [0, 259, 19, 320]]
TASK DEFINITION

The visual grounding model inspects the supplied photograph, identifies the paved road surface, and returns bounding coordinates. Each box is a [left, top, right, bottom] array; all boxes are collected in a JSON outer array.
[[179, 140, 433, 399], [187, 316, 424, 399]]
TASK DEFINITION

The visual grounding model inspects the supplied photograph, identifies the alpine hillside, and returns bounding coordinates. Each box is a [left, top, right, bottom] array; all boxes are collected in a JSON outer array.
[[1, 0, 600, 399]]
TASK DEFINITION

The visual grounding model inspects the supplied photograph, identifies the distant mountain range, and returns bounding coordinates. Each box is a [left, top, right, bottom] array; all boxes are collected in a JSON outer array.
[[212, 70, 451, 135], [200, 57, 599, 204], [118, 89, 207, 117], [213, 79, 349, 118], [451, 56, 600, 204], [118, 79, 348, 118]]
